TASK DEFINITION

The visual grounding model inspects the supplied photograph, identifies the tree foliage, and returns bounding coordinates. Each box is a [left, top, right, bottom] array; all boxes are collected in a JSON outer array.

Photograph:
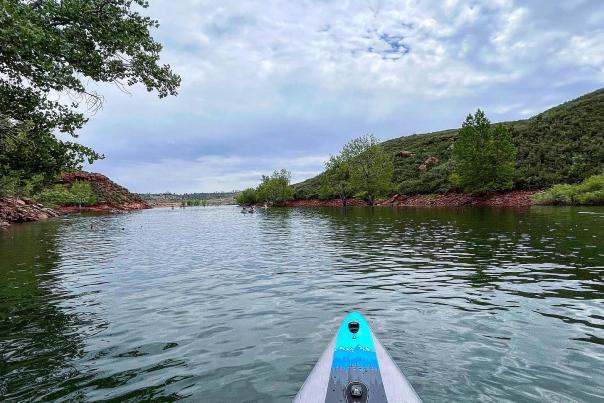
[[344, 134, 393, 204], [320, 156, 353, 204], [451, 110, 516, 194], [0, 117, 101, 195], [35, 180, 96, 207], [0, 0, 180, 194], [256, 169, 294, 205], [234, 188, 258, 206], [312, 135, 394, 204]]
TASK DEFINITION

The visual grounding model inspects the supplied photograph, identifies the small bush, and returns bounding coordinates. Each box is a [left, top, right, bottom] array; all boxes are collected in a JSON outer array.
[[35, 180, 97, 207], [235, 188, 258, 205], [70, 181, 97, 206], [532, 174, 604, 205], [35, 185, 78, 207], [353, 190, 369, 200]]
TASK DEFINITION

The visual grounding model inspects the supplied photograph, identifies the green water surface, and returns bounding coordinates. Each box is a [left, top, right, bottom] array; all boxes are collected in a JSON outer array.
[[1, 206, 603, 402]]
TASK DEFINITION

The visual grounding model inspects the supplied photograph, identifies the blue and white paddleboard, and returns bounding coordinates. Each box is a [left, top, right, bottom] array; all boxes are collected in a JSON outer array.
[[294, 312, 421, 403]]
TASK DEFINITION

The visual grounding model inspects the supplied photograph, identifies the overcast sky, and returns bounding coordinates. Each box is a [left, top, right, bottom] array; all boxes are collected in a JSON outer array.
[[79, 0, 604, 193]]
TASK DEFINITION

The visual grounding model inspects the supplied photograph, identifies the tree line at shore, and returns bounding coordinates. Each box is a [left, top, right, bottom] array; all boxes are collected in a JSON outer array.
[[238, 108, 603, 207]]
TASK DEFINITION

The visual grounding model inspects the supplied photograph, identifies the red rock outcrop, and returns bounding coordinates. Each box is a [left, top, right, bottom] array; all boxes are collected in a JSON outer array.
[[58, 171, 150, 210], [1, 171, 150, 226], [377, 190, 538, 207], [0, 197, 59, 226], [283, 198, 369, 207]]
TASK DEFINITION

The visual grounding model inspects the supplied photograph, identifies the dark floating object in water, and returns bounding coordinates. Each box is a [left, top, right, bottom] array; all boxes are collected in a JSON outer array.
[[294, 312, 421, 403]]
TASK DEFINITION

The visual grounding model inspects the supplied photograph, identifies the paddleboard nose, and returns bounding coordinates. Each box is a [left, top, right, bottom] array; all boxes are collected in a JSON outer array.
[[294, 311, 422, 403]]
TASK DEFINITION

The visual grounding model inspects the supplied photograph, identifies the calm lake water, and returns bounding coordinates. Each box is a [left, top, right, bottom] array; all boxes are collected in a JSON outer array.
[[1, 206, 603, 402]]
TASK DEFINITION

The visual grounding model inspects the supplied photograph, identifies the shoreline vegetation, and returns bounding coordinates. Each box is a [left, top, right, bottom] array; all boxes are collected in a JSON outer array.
[[237, 90, 603, 209]]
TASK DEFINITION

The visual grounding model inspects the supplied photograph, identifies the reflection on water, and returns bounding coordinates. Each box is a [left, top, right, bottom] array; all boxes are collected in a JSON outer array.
[[0, 206, 603, 402]]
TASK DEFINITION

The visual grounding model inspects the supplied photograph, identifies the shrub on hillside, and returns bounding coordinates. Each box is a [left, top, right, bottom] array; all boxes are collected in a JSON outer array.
[[399, 162, 453, 194], [532, 174, 604, 205], [70, 181, 97, 207], [35, 181, 97, 207], [35, 185, 78, 206]]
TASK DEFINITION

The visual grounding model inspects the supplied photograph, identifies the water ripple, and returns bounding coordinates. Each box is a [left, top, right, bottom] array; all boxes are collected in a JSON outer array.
[[0, 206, 603, 402]]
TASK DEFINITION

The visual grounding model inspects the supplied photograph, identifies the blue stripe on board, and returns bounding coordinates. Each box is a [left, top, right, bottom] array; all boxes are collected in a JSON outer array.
[[332, 312, 379, 369]]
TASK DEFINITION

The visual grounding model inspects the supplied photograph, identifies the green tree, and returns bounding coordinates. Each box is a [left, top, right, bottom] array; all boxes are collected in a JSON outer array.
[[451, 110, 516, 193], [256, 169, 294, 205], [69, 180, 97, 209], [320, 156, 354, 206], [235, 188, 258, 206], [0, 0, 180, 192], [340, 134, 393, 205]]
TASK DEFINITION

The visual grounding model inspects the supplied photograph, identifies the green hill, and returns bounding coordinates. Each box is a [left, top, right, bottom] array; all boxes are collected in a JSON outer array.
[[294, 88, 604, 199]]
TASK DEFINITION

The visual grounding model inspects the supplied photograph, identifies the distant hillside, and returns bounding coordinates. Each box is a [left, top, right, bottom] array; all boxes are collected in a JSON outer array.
[[139, 192, 237, 206], [294, 88, 604, 198]]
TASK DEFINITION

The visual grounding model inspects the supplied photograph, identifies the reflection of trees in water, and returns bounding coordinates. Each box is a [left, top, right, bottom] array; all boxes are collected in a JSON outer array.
[[311, 207, 603, 300], [0, 222, 88, 401]]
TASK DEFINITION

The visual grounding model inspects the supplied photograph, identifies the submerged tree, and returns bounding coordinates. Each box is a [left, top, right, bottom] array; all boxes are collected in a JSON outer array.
[[451, 110, 516, 193], [0, 0, 181, 193]]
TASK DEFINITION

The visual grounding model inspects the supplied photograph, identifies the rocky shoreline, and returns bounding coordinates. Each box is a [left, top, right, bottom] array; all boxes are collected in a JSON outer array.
[[0, 197, 151, 227], [0, 197, 60, 227], [2, 189, 540, 227], [1, 171, 152, 227], [283, 190, 539, 208]]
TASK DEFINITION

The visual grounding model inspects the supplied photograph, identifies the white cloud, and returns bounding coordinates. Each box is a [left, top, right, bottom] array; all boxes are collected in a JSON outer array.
[[558, 33, 604, 80], [77, 0, 604, 192]]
